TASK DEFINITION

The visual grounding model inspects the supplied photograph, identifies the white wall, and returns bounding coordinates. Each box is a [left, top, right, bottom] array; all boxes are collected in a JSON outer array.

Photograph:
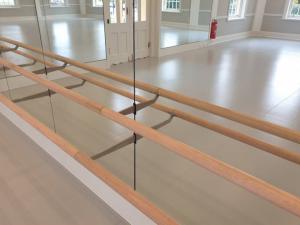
[[216, 0, 257, 36], [0, 0, 82, 18], [161, 0, 191, 23], [86, 0, 104, 16], [0, 0, 37, 17], [41, 0, 81, 16], [261, 0, 300, 34]]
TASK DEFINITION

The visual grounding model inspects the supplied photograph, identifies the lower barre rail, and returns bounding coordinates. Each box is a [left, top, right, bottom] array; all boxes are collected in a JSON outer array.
[[0, 94, 177, 225], [1, 57, 300, 218]]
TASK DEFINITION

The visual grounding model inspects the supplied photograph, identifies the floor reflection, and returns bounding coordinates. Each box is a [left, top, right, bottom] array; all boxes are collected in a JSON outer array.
[[160, 25, 209, 48], [0, 18, 106, 62]]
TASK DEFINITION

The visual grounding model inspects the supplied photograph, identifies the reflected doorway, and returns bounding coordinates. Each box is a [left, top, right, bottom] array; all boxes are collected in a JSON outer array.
[[104, 0, 150, 64]]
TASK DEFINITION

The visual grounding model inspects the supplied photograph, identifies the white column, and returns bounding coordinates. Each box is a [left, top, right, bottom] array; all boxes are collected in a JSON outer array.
[[211, 0, 219, 19], [34, 0, 43, 18], [80, 0, 87, 16], [150, 0, 161, 57], [190, 0, 201, 26], [34, 0, 51, 51], [252, 0, 267, 31]]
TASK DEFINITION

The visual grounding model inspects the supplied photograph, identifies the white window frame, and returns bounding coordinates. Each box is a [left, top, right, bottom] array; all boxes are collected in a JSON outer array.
[[49, 0, 68, 8], [92, 0, 103, 7], [228, 0, 247, 21], [284, 0, 300, 20], [0, 0, 18, 8], [162, 0, 181, 13]]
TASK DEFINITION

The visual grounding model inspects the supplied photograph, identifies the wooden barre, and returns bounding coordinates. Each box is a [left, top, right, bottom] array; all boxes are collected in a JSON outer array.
[[0, 94, 177, 225], [7, 48, 300, 165], [1, 36, 300, 144], [1, 57, 300, 218]]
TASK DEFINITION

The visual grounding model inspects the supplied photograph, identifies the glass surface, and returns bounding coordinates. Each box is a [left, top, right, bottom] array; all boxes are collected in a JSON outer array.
[[39, 0, 107, 62], [120, 0, 127, 23], [288, 0, 300, 18], [110, 0, 117, 23], [0, 1, 56, 129], [160, 0, 213, 48], [141, 0, 147, 21], [0, 0, 16, 7], [134, 0, 138, 22], [1, 1, 300, 225], [0, 0, 134, 187]]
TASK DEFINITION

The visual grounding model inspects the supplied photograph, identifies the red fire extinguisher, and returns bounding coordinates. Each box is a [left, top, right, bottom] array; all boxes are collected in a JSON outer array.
[[210, 19, 218, 40]]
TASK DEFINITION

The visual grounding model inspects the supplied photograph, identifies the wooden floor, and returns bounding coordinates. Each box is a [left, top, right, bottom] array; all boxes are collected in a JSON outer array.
[[0, 113, 128, 225], [1, 38, 300, 225]]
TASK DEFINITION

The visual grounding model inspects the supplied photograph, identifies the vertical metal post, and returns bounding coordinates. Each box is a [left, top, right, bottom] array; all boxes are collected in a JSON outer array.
[[132, 0, 137, 191]]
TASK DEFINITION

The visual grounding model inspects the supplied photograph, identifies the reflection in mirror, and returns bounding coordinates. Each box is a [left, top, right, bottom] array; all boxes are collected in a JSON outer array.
[[0, 0, 136, 188], [109, 0, 117, 23], [39, 0, 107, 62], [0, 0, 56, 129], [160, 0, 213, 48]]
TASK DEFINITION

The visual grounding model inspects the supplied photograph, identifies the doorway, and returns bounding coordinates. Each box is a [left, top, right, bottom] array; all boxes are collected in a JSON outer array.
[[104, 0, 150, 64]]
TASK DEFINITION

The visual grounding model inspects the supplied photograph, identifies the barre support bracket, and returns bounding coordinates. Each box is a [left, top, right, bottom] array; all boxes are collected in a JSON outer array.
[[91, 114, 175, 160], [119, 94, 159, 115], [33, 62, 68, 74]]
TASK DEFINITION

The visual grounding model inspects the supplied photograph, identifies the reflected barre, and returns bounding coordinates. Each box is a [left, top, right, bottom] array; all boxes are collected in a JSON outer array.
[[1, 36, 300, 144], [1, 39, 300, 165], [1, 37, 300, 221]]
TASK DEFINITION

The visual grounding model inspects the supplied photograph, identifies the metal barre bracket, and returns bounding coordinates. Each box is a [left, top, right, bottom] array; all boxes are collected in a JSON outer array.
[[18, 59, 37, 68], [0, 45, 18, 53], [33, 62, 68, 74], [3, 59, 37, 70], [91, 114, 175, 160], [119, 94, 159, 115]]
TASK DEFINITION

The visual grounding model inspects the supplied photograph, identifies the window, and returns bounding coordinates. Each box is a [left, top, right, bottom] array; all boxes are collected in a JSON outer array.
[[228, 0, 247, 20], [141, 0, 147, 21], [109, 0, 117, 23], [285, 0, 300, 19], [0, 0, 17, 7], [50, 0, 67, 7], [162, 0, 180, 13], [92, 0, 103, 7]]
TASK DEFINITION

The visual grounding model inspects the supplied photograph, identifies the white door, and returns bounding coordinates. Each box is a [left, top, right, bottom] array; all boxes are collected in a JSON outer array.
[[104, 0, 132, 64], [133, 0, 150, 59], [104, 0, 149, 64]]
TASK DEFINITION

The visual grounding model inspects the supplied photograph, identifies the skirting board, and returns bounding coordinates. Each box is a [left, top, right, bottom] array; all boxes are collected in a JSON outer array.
[[159, 31, 300, 57], [210, 31, 253, 45], [159, 32, 252, 57], [254, 31, 300, 42], [161, 21, 209, 31], [0, 101, 156, 225], [0, 14, 104, 22]]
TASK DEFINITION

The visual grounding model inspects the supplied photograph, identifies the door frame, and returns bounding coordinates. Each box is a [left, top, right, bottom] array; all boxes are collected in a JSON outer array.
[[104, 0, 156, 66]]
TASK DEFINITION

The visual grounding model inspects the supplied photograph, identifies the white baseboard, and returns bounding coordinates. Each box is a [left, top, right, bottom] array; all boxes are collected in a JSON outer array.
[[254, 31, 300, 41], [0, 16, 36, 22], [0, 101, 156, 225], [0, 14, 103, 22], [161, 21, 209, 31], [159, 31, 252, 57], [210, 31, 253, 45], [85, 14, 104, 19]]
